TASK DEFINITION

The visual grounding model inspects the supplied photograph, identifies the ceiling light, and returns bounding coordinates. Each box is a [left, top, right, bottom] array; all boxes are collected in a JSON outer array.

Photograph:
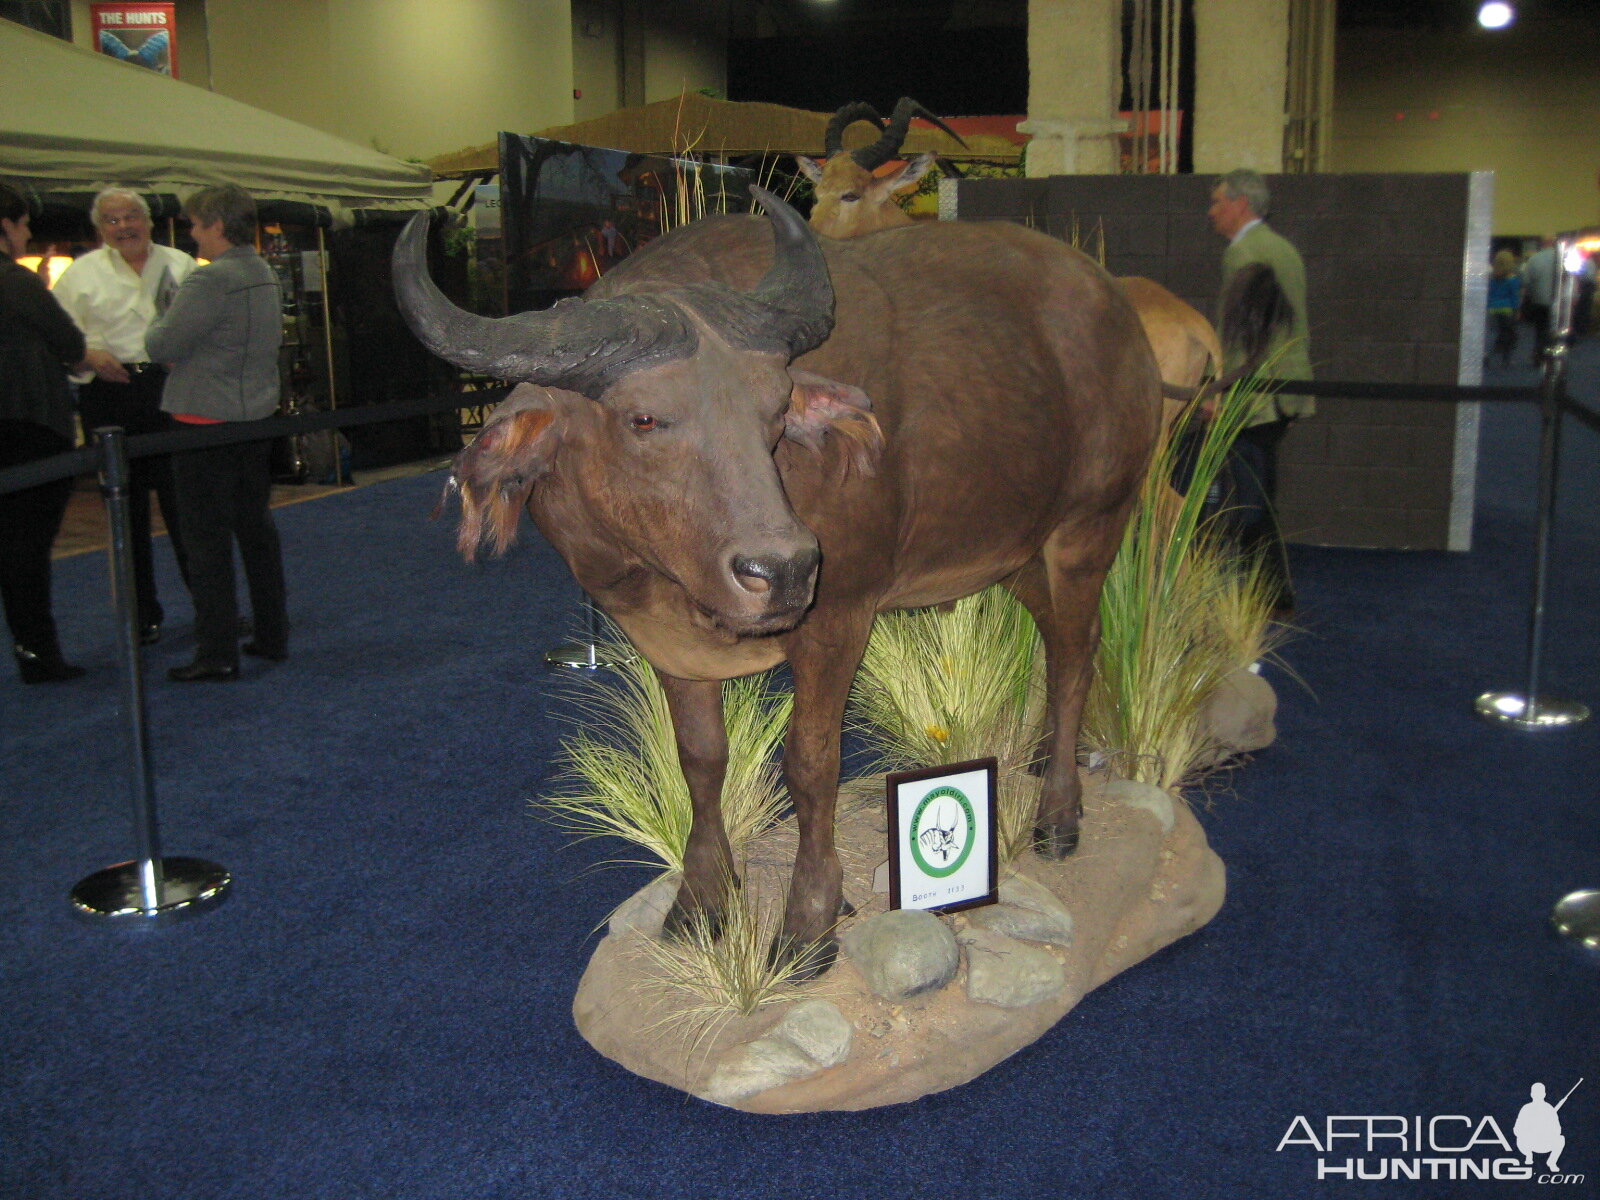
[[1478, 2, 1515, 29]]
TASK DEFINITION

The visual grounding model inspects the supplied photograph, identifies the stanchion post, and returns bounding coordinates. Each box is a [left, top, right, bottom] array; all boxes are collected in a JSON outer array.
[[1474, 232, 1590, 731], [69, 427, 231, 923], [544, 593, 631, 672], [1539, 223, 1600, 961], [316, 225, 346, 485]]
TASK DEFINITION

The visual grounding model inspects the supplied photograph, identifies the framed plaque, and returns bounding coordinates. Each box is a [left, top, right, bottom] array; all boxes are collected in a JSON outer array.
[[886, 757, 999, 914]]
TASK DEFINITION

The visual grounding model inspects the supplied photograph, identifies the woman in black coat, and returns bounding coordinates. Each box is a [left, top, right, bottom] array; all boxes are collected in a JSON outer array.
[[0, 181, 88, 682]]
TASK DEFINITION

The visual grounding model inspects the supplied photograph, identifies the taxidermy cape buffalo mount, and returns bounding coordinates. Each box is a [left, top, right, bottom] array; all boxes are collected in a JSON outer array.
[[394, 188, 1160, 978]]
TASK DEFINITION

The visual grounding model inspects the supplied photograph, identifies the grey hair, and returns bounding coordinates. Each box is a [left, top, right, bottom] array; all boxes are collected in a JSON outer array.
[[1217, 169, 1270, 218], [185, 184, 257, 247], [90, 187, 150, 226]]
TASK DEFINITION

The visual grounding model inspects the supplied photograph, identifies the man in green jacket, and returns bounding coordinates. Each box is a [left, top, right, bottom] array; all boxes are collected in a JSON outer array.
[[1207, 168, 1313, 616]]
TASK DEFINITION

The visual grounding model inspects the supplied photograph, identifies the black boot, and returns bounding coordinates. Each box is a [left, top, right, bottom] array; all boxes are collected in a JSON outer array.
[[14, 642, 86, 684]]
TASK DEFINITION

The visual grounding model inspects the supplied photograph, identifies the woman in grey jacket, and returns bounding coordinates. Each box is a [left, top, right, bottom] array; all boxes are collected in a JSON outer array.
[[146, 185, 287, 681], [0, 181, 88, 683]]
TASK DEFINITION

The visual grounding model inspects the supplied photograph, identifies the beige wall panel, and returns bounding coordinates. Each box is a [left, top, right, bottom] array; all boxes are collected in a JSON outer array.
[[642, 4, 726, 108], [199, 0, 574, 162], [1023, 0, 1121, 176], [1193, 0, 1289, 173], [325, 0, 574, 160], [206, 0, 337, 135], [570, 2, 725, 133], [1333, 22, 1600, 235], [571, 0, 622, 121]]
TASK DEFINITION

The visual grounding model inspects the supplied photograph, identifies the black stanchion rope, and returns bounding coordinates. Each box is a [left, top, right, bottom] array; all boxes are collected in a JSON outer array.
[[3, 376, 1592, 502], [0, 385, 510, 498]]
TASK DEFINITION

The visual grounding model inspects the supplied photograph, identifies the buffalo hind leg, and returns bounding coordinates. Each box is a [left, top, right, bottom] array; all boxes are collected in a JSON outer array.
[[1028, 526, 1121, 860], [657, 673, 739, 943], [1001, 560, 1058, 782], [772, 608, 874, 980]]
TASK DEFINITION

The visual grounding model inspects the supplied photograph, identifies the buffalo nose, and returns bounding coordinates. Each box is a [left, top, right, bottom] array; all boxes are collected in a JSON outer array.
[[731, 547, 820, 604]]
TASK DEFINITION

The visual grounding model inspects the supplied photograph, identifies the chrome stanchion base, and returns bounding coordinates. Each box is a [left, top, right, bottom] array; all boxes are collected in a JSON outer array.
[[1551, 888, 1600, 959], [1474, 691, 1590, 729], [544, 642, 631, 671], [70, 857, 231, 923]]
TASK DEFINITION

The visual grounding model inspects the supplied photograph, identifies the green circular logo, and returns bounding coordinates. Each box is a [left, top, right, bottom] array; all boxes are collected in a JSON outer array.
[[909, 785, 975, 878]]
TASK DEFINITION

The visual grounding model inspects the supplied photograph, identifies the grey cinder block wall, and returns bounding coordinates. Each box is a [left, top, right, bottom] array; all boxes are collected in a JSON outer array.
[[952, 173, 1482, 551]]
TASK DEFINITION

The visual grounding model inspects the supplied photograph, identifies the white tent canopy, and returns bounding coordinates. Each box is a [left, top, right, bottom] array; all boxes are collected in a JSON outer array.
[[0, 20, 432, 220]]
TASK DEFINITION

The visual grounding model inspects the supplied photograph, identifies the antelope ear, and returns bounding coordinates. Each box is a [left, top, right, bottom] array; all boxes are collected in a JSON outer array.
[[448, 384, 570, 560], [794, 155, 825, 183], [878, 154, 936, 197], [784, 368, 884, 475]]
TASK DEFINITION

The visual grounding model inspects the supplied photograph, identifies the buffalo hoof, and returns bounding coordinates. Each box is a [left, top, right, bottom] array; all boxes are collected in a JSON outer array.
[[768, 933, 838, 982], [1031, 822, 1080, 861], [661, 900, 727, 945], [838, 895, 857, 920]]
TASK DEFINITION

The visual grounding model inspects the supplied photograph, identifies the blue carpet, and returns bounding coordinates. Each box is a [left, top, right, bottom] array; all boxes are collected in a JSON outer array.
[[1, 331, 1596, 1200]]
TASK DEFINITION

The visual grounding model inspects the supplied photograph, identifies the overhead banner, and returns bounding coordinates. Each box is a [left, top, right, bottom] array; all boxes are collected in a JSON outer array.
[[91, 4, 177, 77]]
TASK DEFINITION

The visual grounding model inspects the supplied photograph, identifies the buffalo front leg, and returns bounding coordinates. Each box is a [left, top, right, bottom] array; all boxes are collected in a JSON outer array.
[[773, 609, 874, 980], [657, 673, 738, 942]]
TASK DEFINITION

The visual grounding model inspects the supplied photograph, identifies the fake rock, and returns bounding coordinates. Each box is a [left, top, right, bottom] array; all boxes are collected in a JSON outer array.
[[969, 872, 1075, 945], [700, 1000, 853, 1105], [962, 926, 1068, 1008], [840, 909, 960, 1000], [1198, 667, 1277, 761]]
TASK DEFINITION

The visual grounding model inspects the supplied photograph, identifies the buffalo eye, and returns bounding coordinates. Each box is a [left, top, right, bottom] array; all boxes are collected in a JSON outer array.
[[841, 192, 861, 203], [630, 414, 657, 432]]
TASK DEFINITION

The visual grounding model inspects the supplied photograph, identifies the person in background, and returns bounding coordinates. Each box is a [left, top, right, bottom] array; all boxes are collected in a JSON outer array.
[[0, 180, 89, 683], [52, 187, 194, 645], [1571, 249, 1595, 341], [1206, 167, 1314, 619], [1520, 236, 1558, 366], [146, 185, 287, 682], [1486, 248, 1523, 368]]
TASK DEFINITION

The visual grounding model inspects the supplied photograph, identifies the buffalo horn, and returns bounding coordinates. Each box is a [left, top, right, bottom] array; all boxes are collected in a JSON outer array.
[[747, 187, 834, 355], [851, 97, 969, 171], [672, 187, 833, 359], [676, 187, 834, 360], [390, 211, 698, 397]]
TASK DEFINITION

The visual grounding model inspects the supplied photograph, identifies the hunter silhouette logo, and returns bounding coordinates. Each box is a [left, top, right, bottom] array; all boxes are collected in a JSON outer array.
[[1515, 1079, 1581, 1173], [908, 785, 974, 877], [1276, 1077, 1586, 1184]]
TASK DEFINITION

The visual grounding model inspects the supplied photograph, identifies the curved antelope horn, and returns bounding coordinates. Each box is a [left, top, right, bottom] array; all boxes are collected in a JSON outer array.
[[824, 101, 886, 156], [851, 97, 969, 171], [391, 211, 698, 397]]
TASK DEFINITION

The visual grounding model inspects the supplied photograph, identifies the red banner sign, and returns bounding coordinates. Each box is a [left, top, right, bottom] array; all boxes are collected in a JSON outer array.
[[90, 4, 178, 78]]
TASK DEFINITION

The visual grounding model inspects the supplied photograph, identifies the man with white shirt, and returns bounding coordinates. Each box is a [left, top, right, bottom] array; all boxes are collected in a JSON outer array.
[[53, 188, 195, 643]]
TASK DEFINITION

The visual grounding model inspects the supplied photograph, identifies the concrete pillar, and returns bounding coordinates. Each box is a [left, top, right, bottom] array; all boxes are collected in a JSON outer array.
[[1193, 0, 1290, 173], [1022, 0, 1124, 177]]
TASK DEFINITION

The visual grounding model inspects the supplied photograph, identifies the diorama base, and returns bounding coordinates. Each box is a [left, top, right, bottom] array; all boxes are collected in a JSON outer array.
[[573, 770, 1226, 1112]]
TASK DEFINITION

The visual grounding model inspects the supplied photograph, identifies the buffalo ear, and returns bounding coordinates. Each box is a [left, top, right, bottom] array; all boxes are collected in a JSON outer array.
[[448, 384, 568, 561], [794, 155, 825, 184], [784, 368, 884, 475]]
